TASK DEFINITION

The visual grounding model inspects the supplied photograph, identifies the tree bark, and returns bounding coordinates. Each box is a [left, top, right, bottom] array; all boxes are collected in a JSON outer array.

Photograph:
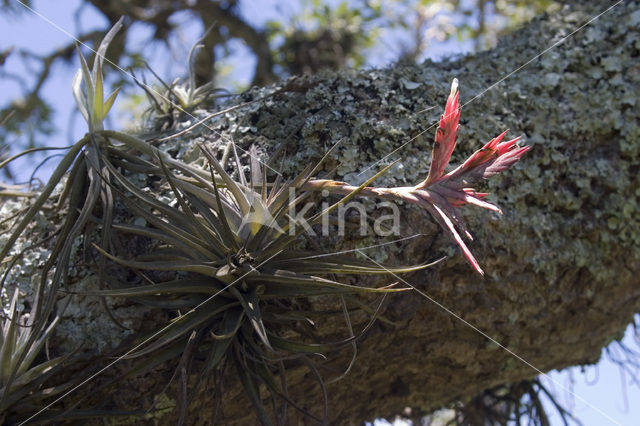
[[2, 0, 639, 424]]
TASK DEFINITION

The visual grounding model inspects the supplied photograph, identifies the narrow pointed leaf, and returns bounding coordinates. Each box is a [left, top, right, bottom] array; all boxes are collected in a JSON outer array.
[[72, 69, 89, 123], [210, 308, 244, 340], [93, 63, 104, 123], [102, 86, 121, 118], [229, 286, 272, 351], [75, 277, 228, 298], [76, 47, 93, 111], [127, 298, 235, 358], [198, 144, 251, 217], [429, 203, 483, 275], [233, 352, 275, 426], [0, 136, 88, 264], [92, 17, 124, 81]]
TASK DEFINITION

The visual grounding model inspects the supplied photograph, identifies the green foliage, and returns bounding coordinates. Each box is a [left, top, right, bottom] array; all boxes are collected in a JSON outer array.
[[270, 0, 382, 74], [79, 140, 432, 423], [135, 34, 227, 131], [0, 289, 69, 424], [1, 21, 438, 424], [0, 5, 542, 423], [72, 18, 123, 132], [0, 23, 222, 421]]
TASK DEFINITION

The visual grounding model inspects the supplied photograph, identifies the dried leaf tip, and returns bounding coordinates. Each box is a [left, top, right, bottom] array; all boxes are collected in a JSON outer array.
[[450, 78, 458, 97]]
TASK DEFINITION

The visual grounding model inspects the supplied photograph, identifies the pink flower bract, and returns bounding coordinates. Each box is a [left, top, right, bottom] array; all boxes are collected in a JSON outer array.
[[411, 79, 530, 275]]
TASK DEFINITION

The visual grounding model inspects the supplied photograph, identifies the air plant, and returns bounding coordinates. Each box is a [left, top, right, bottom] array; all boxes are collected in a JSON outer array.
[[136, 27, 228, 131], [168, 26, 219, 111], [0, 20, 128, 423], [306, 79, 530, 275], [0, 289, 70, 424], [84, 141, 433, 424], [72, 24, 121, 133]]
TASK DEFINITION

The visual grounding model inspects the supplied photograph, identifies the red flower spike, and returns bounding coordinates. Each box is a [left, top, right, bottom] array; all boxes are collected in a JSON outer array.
[[446, 130, 508, 180], [409, 79, 530, 274]]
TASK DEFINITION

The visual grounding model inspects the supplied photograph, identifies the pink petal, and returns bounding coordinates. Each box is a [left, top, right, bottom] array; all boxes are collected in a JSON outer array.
[[413, 189, 474, 240], [406, 188, 480, 270], [483, 145, 531, 178], [434, 186, 502, 213], [430, 202, 484, 276], [464, 189, 489, 198], [458, 130, 508, 172], [462, 194, 502, 213], [496, 136, 522, 155], [420, 79, 461, 187]]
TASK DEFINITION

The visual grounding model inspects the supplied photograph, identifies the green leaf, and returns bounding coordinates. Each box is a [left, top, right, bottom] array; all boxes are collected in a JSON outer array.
[[93, 62, 104, 125], [127, 298, 236, 359], [0, 289, 19, 381], [232, 351, 275, 426], [102, 86, 121, 118], [209, 165, 242, 252], [198, 143, 251, 217], [74, 277, 229, 298], [92, 243, 223, 278], [9, 355, 66, 389], [100, 130, 212, 181], [19, 313, 62, 376], [201, 337, 233, 378], [246, 270, 409, 296], [157, 155, 227, 256], [91, 17, 124, 82], [229, 286, 272, 351], [267, 333, 333, 354], [269, 254, 444, 275], [72, 69, 89, 123], [76, 47, 94, 119], [209, 307, 244, 340], [111, 223, 218, 261]]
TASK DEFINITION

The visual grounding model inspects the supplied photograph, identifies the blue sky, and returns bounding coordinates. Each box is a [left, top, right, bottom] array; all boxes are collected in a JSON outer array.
[[1, 1, 639, 425]]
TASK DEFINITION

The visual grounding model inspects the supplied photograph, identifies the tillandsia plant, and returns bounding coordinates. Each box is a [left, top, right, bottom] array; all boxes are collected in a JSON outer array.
[[0, 21, 127, 421], [135, 28, 228, 131], [0, 290, 73, 424], [83, 140, 433, 424], [306, 79, 530, 275]]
